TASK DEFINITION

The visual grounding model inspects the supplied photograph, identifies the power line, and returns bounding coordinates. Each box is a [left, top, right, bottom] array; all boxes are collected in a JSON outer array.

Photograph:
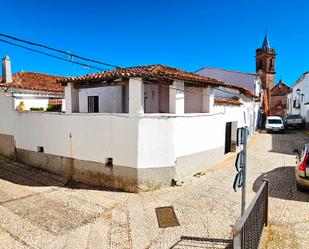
[[0, 38, 108, 71], [0, 33, 252, 98], [0, 33, 121, 68]]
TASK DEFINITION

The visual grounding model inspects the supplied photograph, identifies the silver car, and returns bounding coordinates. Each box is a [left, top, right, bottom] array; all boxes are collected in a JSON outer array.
[[294, 144, 309, 191]]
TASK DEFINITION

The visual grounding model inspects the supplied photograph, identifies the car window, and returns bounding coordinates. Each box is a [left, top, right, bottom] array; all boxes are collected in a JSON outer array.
[[267, 119, 282, 124], [300, 145, 308, 163], [300, 148, 305, 161]]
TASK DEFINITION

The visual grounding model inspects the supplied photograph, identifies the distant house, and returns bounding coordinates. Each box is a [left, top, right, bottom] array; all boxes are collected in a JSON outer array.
[[195, 67, 262, 97], [0, 56, 64, 111], [269, 80, 291, 118], [195, 67, 262, 131]]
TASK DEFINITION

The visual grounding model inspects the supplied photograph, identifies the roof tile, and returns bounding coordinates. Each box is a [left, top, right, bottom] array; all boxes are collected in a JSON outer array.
[[0, 72, 64, 93], [60, 64, 256, 98]]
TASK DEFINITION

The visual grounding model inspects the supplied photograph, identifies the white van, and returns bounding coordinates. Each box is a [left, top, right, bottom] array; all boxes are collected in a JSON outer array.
[[265, 116, 285, 133]]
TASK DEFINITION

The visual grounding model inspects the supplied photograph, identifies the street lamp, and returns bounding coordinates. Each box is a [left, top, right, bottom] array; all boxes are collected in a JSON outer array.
[[296, 88, 304, 108], [296, 88, 301, 95]]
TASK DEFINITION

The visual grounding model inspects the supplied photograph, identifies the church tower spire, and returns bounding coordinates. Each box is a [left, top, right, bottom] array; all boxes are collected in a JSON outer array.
[[256, 34, 276, 89], [262, 34, 270, 49]]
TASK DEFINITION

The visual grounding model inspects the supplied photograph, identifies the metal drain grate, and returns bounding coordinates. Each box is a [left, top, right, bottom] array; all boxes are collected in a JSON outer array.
[[155, 206, 180, 228]]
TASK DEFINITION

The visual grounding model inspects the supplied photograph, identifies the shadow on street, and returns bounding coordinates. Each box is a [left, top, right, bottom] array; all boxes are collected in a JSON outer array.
[[0, 156, 122, 192], [170, 236, 232, 249], [269, 129, 309, 155], [253, 166, 309, 202]]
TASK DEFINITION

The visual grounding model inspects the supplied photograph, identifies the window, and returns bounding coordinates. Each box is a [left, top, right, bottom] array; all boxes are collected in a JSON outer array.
[[88, 96, 99, 113], [258, 60, 263, 70], [106, 157, 113, 167], [37, 146, 44, 153]]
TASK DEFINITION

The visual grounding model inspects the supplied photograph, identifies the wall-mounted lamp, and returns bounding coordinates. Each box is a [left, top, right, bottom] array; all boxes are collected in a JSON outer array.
[[296, 88, 304, 104], [296, 88, 301, 95]]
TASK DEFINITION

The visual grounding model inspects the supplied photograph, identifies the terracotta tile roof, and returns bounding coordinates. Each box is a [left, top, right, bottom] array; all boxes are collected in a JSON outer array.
[[214, 98, 242, 106], [0, 72, 64, 93], [60, 64, 256, 98]]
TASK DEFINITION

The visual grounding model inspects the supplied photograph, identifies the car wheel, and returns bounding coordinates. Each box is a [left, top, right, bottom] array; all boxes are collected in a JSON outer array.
[[297, 183, 306, 192]]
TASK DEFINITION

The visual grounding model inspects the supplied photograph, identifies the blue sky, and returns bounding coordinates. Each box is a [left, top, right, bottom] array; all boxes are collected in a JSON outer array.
[[1, 0, 309, 85]]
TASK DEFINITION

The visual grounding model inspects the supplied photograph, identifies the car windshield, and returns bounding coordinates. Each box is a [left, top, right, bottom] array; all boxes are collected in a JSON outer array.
[[268, 119, 282, 124]]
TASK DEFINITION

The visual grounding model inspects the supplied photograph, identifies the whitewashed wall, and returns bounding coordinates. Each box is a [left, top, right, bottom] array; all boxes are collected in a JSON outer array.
[[0, 93, 257, 171], [0, 93, 139, 167], [288, 73, 309, 121], [144, 84, 159, 113], [184, 87, 203, 113], [79, 86, 124, 113], [78, 84, 162, 114]]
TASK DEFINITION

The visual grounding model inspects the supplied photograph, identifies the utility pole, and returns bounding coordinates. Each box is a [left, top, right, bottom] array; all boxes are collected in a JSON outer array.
[[241, 127, 248, 215]]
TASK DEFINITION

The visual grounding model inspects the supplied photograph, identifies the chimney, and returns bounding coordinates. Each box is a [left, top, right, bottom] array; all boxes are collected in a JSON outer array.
[[2, 56, 12, 83]]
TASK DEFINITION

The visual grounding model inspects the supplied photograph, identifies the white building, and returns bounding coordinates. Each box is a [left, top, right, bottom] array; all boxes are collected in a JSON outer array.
[[0, 64, 259, 192], [287, 72, 309, 126], [0, 56, 64, 111], [196, 66, 263, 130]]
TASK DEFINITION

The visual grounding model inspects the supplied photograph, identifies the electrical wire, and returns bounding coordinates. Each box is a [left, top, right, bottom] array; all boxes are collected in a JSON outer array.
[[0, 33, 120, 68], [0, 33, 252, 98], [0, 38, 108, 71]]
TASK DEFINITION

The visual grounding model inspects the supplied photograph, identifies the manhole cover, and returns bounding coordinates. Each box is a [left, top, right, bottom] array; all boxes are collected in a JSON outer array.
[[155, 206, 180, 228]]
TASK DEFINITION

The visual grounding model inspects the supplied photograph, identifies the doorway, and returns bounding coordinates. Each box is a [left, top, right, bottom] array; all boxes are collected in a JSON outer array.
[[225, 122, 232, 154], [88, 96, 99, 113]]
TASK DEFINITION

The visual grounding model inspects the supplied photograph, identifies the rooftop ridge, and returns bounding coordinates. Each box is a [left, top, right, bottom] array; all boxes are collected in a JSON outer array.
[[12, 71, 65, 78], [195, 66, 257, 76]]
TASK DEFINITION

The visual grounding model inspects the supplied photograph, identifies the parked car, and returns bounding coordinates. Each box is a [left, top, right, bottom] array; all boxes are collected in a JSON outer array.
[[294, 144, 309, 191], [284, 114, 303, 129], [265, 116, 285, 133]]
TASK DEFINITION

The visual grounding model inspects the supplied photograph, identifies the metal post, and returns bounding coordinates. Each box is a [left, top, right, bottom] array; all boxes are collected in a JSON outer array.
[[241, 127, 248, 216], [264, 179, 269, 226]]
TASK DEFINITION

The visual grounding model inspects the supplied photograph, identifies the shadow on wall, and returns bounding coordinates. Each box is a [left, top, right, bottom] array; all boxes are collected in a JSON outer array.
[[253, 166, 309, 202], [169, 236, 232, 249], [0, 156, 122, 192], [269, 129, 309, 155]]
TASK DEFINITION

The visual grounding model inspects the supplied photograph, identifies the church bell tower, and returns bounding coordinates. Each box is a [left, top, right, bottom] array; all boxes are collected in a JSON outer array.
[[256, 35, 276, 116], [256, 35, 276, 90]]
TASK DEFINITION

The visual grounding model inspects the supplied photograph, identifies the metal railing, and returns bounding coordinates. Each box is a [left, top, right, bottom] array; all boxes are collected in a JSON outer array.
[[232, 179, 269, 249]]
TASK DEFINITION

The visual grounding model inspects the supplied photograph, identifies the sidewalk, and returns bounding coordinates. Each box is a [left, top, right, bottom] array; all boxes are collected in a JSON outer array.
[[1, 130, 307, 248]]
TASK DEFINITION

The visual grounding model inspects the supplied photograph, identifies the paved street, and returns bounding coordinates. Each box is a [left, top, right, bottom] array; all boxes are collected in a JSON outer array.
[[0, 130, 308, 248]]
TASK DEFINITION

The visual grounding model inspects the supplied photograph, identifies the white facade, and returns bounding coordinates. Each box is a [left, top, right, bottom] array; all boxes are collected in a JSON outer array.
[[0, 75, 259, 191], [287, 72, 309, 123], [0, 92, 251, 167]]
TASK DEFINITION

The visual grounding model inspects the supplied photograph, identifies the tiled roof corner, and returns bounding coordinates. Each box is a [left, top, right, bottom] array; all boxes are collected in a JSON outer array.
[[0, 72, 64, 93]]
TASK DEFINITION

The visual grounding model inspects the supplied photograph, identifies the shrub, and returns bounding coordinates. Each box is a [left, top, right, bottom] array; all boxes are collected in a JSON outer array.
[[30, 107, 44, 111], [46, 104, 62, 112]]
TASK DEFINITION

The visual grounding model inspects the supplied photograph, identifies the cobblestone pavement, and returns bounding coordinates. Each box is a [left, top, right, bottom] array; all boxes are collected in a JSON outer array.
[[0, 130, 308, 249]]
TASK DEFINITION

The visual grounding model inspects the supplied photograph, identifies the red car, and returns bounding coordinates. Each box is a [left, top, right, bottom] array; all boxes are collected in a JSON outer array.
[[294, 144, 309, 191]]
